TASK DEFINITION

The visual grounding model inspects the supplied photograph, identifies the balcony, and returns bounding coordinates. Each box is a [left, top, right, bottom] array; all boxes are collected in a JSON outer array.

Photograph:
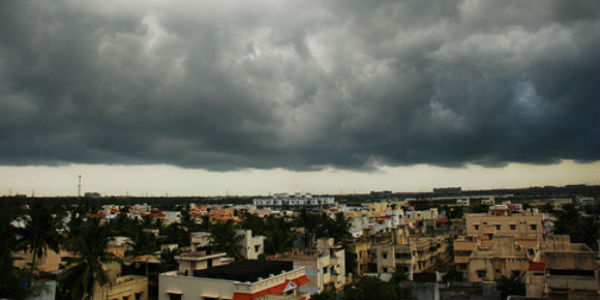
[[547, 275, 599, 291]]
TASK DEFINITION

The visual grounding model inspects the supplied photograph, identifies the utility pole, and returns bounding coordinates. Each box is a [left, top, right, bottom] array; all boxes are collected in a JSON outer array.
[[78, 175, 82, 197]]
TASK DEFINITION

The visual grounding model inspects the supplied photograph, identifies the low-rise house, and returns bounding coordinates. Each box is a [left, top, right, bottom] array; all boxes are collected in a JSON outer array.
[[13, 247, 63, 274], [209, 208, 238, 223], [176, 251, 232, 276], [190, 230, 265, 260], [92, 262, 148, 300], [158, 260, 310, 300]]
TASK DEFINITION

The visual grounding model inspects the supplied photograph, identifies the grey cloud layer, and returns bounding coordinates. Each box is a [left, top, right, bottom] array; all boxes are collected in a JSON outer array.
[[1, 0, 599, 170]]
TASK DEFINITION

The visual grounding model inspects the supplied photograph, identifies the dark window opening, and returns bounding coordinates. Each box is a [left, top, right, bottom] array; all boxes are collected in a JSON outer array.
[[548, 269, 595, 277], [168, 293, 182, 300]]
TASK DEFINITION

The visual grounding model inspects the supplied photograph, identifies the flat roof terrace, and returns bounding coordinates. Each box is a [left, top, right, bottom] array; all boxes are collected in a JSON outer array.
[[193, 260, 293, 282]]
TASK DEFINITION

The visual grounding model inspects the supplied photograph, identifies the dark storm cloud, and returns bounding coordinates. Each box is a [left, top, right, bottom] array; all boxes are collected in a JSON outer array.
[[1, 0, 599, 170]]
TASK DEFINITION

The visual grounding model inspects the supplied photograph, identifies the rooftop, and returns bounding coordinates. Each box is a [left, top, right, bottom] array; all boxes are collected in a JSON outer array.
[[193, 260, 293, 282]]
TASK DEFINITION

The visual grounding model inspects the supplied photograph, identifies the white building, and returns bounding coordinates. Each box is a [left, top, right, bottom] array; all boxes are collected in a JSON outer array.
[[253, 193, 336, 211], [190, 232, 212, 252], [576, 196, 595, 207], [159, 260, 310, 300], [237, 229, 266, 260], [268, 238, 346, 294], [164, 211, 182, 225], [176, 251, 232, 276]]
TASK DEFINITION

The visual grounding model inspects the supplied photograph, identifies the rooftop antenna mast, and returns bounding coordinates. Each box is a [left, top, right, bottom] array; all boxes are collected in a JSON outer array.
[[78, 175, 82, 197]]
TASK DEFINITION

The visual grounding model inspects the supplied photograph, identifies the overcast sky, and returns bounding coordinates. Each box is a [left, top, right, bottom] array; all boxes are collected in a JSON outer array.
[[1, 0, 599, 196]]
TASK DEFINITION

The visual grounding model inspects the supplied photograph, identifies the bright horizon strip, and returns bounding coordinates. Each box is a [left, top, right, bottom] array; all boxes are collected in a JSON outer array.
[[0, 159, 598, 197]]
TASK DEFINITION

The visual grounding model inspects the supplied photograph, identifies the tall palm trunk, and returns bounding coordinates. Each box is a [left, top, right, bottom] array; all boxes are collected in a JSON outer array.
[[28, 247, 37, 287]]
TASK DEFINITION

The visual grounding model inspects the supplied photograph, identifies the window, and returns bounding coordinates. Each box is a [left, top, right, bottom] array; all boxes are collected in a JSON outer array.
[[495, 225, 501, 230], [530, 224, 537, 230], [168, 293, 182, 300], [255, 245, 260, 252], [477, 270, 486, 279], [383, 267, 388, 273], [135, 293, 141, 300], [382, 252, 388, 259], [510, 224, 516, 230], [474, 224, 480, 230]]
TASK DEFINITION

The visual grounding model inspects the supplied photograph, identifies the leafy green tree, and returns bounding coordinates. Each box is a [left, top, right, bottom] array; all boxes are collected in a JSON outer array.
[[0, 203, 29, 300], [442, 266, 465, 282], [242, 214, 295, 255], [554, 204, 600, 250], [159, 249, 180, 273], [329, 213, 352, 242], [497, 273, 525, 300], [311, 213, 352, 243], [241, 213, 266, 234], [468, 204, 488, 213], [391, 268, 408, 283], [198, 215, 211, 232], [296, 210, 319, 246], [107, 213, 138, 237], [160, 222, 190, 247], [209, 220, 244, 260], [343, 276, 414, 300], [180, 208, 202, 233], [312, 287, 336, 300], [129, 229, 159, 256], [59, 217, 116, 300], [15, 202, 62, 285], [263, 216, 295, 254]]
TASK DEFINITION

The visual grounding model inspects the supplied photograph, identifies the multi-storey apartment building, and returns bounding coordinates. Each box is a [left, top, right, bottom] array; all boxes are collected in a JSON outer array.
[[347, 227, 451, 278], [253, 193, 336, 211], [373, 230, 451, 279], [268, 238, 346, 294], [466, 236, 530, 282], [454, 206, 544, 272], [525, 235, 600, 299]]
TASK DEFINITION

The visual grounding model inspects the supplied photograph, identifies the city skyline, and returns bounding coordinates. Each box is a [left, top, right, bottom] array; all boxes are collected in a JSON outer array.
[[2, 159, 598, 197]]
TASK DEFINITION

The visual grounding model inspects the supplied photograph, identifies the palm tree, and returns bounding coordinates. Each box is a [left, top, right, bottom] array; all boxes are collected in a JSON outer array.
[[0, 203, 28, 300], [497, 273, 525, 299], [330, 213, 352, 242], [60, 217, 116, 300], [199, 215, 211, 232], [15, 202, 62, 285], [264, 216, 295, 255], [209, 220, 244, 261]]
